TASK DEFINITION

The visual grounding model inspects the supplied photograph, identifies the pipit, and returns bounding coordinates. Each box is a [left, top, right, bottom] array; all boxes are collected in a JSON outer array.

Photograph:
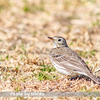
[[48, 36, 100, 84]]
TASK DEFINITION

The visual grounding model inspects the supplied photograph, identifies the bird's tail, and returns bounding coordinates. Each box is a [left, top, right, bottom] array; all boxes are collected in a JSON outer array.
[[87, 72, 100, 85]]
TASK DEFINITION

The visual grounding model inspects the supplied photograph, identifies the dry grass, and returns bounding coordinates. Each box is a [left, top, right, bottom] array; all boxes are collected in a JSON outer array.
[[0, 0, 100, 99]]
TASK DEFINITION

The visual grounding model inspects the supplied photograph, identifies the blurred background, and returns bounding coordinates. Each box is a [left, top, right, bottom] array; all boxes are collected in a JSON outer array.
[[0, 0, 100, 95], [0, 0, 100, 53]]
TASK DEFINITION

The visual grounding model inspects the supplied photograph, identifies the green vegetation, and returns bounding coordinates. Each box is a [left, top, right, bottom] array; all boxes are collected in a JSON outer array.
[[0, 0, 10, 12], [0, 56, 4, 61], [39, 61, 56, 72], [92, 19, 100, 26], [34, 61, 58, 81], [15, 87, 20, 92], [78, 50, 97, 58], [23, 0, 46, 13]]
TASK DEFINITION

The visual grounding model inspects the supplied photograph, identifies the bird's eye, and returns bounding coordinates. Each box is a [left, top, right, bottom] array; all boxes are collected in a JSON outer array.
[[58, 39, 61, 41]]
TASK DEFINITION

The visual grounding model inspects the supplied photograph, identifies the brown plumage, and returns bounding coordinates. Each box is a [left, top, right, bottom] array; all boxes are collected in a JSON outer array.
[[48, 36, 100, 84]]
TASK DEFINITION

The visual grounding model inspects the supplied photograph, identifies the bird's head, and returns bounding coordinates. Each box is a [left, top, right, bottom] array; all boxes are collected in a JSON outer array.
[[48, 36, 68, 48]]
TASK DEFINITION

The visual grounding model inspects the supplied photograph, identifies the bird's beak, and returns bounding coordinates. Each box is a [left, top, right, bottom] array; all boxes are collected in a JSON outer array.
[[48, 37, 54, 40]]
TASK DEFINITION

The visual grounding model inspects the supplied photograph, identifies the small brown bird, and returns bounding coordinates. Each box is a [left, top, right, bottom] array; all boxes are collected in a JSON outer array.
[[48, 36, 100, 84]]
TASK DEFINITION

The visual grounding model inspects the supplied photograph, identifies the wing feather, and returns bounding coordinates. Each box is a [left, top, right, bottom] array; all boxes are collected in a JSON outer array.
[[50, 53, 91, 74]]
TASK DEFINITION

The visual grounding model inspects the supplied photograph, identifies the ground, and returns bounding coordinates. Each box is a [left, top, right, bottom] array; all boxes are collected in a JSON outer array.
[[0, 0, 100, 99]]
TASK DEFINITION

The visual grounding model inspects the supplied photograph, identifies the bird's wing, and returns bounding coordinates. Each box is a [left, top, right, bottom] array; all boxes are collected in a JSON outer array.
[[50, 49, 91, 74]]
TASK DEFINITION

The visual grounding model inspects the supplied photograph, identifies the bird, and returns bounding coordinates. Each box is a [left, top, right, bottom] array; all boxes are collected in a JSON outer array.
[[48, 36, 100, 84]]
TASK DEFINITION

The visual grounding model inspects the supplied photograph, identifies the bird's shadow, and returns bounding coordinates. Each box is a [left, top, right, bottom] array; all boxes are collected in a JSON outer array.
[[69, 75, 100, 84]]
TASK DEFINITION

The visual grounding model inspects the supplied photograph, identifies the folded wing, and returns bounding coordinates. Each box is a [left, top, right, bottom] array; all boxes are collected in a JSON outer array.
[[50, 53, 91, 75]]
